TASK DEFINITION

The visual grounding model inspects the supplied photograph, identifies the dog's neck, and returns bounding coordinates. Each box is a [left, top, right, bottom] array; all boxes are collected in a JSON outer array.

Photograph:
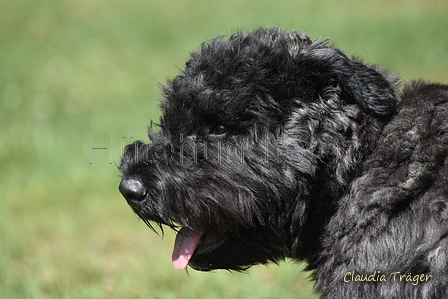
[[286, 110, 395, 267]]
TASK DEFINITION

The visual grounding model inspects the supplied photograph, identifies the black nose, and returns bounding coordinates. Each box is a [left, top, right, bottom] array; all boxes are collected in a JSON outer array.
[[119, 178, 147, 210]]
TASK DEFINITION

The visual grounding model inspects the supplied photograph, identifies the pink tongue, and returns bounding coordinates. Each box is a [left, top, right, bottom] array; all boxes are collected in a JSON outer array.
[[172, 227, 203, 270]]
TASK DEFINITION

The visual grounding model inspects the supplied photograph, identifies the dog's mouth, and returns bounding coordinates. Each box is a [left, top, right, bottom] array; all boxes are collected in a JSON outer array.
[[172, 227, 226, 270]]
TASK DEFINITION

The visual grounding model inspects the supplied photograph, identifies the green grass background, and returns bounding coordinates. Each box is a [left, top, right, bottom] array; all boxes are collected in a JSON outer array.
[[1, 0, 447, 298]]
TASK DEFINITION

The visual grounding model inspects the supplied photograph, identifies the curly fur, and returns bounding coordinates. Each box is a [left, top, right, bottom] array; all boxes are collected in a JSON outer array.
[[119, 28, 448, 298]]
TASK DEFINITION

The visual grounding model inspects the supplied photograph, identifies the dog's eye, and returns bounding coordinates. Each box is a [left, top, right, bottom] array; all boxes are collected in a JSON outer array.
[[210, 124, 228, 135]]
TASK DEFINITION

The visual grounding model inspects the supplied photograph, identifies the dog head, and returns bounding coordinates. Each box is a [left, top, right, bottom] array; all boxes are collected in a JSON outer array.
[[119, 28, 398, 271]]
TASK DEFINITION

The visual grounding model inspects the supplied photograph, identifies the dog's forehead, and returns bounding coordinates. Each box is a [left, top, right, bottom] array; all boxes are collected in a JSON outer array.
[[165, 32, 309, 107], [191, 31, 309, 77], [160, 29, 338, 133]]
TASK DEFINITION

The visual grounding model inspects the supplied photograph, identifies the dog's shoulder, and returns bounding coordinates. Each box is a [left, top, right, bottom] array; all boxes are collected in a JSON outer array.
[[315, 80, 448, 298], [320, 80, 448, 245], [400, 80, 448, 107], [371, 80, 448, 167], [395, 81, 448, 138], [343, 80, 448, 221]]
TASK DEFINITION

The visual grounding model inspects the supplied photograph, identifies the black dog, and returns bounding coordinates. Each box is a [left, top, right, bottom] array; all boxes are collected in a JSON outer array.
[[119, 28, 448, 298]]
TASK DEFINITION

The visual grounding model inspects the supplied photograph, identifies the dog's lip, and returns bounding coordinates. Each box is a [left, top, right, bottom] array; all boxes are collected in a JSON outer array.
[[195, 233, 226, 255]]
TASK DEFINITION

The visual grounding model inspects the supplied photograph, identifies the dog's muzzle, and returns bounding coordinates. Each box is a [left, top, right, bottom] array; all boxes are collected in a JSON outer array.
[[119, 178, 147, 211]]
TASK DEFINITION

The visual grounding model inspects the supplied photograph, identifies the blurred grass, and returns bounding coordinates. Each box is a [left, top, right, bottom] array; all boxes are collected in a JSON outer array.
[[0, 0, 447, 298]]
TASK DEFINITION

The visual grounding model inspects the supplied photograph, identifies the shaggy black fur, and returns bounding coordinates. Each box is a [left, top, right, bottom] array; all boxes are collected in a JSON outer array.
[[118, 28, 448, 298]]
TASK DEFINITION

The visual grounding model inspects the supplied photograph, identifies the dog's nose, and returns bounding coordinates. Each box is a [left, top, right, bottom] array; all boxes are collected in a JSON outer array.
[[119, 178, 147, 210]]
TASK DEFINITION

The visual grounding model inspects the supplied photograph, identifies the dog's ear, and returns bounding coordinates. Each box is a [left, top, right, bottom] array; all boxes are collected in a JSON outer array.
[[299, 42, 398, 118], [335, 58, 398, 118]]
